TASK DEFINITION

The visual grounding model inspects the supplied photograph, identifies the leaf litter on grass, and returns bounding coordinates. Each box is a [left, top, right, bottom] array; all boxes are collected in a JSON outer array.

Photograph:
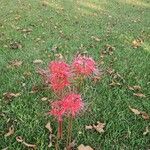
[[143, 126, 149, 135], [45, 122, 55, 148], [7, 60, 23, 68], [85, 121, 105, 133], [78, 144, 93, 150], [3, 92, 21, 102], [16, 136, 36, 149], [4, 125, 14, 137], [129, 106, 149, 120]]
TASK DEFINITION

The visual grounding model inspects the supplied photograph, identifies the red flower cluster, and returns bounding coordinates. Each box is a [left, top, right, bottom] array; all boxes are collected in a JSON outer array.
[[62, 93, 84, 117], [72, 56, 96, 76], [49, 61, 70, 76], [49, 100, 65, 121], [38, 55, 99, 143], [45, 56, 97, 92], [49, 61, 71, 91], [49, 93, 84, 121]]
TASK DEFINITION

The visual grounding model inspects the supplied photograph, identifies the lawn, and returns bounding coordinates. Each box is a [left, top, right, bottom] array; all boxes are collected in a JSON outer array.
[[0, 0, 150, 149]]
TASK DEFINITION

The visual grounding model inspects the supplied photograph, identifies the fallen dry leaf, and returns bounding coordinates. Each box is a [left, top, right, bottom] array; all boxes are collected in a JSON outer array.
[[93, 121, 105, 133], [65, 140, 76, 150], [3, 92, 21, 100], [129, 106, 141, 115], [45, 122, 52, 133], [45, 122, 54, 148], [92, 76, 102, 83], [33, 59, 43, 64], [132, 38, 143, 48], [143, 126, 149, 135], [85, 125, 93, 130], [129, 106, 149, 120], [7, 60, 23, 68], [16, 136, 36, 149], [78, 144, 93, 150], [86, 122, 105, 133], [5, 125, 14, 137], [141, 112, 150, 120], [10, 41, 22, 49], [133, 93, 146, 98], [128, 85, 142, 91], [132, 85, 141, 90], [42, 0, 49, 7]]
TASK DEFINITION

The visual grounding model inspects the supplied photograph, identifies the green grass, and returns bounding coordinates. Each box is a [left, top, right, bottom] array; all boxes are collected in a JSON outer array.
[[0, 0, 150, 149]]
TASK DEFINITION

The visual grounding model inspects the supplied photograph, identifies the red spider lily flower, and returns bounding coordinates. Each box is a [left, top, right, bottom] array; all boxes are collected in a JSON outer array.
[[48, 61, 71, 91], [62, 93, 84, 117], [48, 100, 66, 121], [49, 61, 70, 76], [72, 56, 96, 76], [48, 93, 84, 119], [50, 73, 70, 91]]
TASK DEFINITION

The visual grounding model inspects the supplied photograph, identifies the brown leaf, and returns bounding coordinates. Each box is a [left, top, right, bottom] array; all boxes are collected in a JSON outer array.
[[128, 85, 141, 91], [85, 121, 105, 133], [132, 39, 143, 48], [143, 126, 149, 135], [129, 106, 141, 115], [45, 122, 52, 133], [45, 122, 54, 148], [92, 76, 102, 83], [16, 136, 36, 149], [16, 136, 23, 142], [132, 85, 141, 90], [128, 86, 134, 91], [85, 125, 93, 130], [10, 41, 22, 49], [7, 60, 22, 68], [3, 92, 21, 100], [93, 121, 105, 133], [141, 112, 150, 120], [78, 144, 94, 150], [129, 106, 149, 120], [65, 140, 76, 150], [23, 141, 37, 149], [42, 1, 49, 7], [91, 36, 100, 42], [133, 93, 146, 98], [33, 59, 43, 64], [5, 125, 14, 137]]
